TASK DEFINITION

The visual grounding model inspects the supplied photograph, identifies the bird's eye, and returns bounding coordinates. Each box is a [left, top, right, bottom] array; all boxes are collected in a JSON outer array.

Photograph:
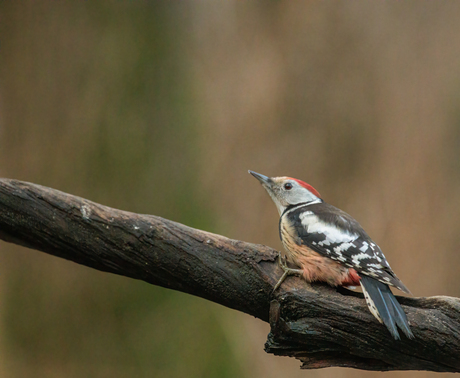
[[284, 183, 293, 190]]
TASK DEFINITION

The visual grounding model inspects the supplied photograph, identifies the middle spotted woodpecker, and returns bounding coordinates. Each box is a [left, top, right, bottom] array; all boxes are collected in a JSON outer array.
[[249, 170, 413, 340]]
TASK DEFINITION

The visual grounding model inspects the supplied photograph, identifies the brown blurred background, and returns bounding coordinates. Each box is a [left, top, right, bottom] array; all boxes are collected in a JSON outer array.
[[1, 1, 460, 377]]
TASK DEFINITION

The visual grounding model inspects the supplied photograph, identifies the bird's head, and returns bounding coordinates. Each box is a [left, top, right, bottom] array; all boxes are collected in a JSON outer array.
[[249, 170, 322, 215]]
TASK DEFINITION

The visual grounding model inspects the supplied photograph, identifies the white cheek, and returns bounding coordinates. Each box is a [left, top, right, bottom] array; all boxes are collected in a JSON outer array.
[[267, 190, 286, 215], [287, 188, 316, 205]]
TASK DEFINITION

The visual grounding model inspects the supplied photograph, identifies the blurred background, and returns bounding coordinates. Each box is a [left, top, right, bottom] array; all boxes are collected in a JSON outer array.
[[1, 1, 460, 377]]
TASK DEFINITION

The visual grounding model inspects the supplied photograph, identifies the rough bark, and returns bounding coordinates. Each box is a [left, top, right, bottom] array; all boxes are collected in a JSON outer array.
[[0, 178, 458, 372]]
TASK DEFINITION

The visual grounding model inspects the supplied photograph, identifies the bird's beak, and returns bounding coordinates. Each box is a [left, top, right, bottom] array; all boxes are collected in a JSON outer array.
[[248, 170, 272, 186]]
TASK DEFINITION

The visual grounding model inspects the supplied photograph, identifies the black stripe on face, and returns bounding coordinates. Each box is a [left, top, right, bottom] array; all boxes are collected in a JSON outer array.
[[281, 200, 322, 217]]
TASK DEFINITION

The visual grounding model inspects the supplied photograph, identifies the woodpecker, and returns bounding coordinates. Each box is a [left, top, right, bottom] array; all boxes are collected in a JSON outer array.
[[249, 170, 413, 340]]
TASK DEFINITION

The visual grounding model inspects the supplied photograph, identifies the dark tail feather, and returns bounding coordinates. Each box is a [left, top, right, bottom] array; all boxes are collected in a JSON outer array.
[[360, 276, 414, 340], [388, 292, 414, 339]]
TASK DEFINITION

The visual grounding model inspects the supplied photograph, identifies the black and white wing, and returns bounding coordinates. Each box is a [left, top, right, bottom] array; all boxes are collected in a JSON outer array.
[[285, 202, 410, 293]]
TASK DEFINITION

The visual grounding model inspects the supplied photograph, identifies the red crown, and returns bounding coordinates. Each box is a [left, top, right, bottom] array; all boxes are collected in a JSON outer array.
[[291, 178, 321, 198]]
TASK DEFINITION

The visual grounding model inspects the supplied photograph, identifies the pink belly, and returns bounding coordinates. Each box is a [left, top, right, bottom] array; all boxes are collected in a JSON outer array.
[[284, 242, 360, 287], [280, 221, 360, 287]]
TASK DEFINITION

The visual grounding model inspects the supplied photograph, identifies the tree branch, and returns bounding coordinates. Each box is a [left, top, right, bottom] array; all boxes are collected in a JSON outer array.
[[0, 178, 458, 372]]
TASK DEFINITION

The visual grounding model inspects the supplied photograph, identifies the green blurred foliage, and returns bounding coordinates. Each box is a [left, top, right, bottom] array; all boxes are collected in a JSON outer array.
[[0, 2, 242, 378], [2, 1, 460, 378]]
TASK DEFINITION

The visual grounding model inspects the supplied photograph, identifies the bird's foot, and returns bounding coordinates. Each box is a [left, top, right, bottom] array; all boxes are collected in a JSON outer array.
[[272, 252, 303, 293]]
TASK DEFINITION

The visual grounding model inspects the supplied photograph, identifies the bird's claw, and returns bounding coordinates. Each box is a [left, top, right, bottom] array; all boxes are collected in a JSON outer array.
[[272, 252, 303, 294]]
